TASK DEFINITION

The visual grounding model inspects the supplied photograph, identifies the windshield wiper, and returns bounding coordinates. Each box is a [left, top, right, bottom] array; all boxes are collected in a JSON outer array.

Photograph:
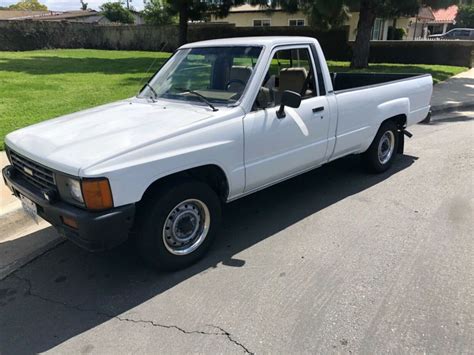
[[172, 88, 218, 112], [144, 83, 158, 102]]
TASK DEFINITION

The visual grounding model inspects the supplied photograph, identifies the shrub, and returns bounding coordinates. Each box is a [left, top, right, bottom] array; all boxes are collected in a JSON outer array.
[[143, 0, 176, 25], [388, 26, 406, 40], [455, 5, 474, 28], [100, 2, 134, 24]]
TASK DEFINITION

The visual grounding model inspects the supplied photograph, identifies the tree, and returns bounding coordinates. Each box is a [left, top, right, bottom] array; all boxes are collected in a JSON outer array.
[[455, 4, 474, 27], [165, 1, 266, 46], [164, 1, 212, 46], [100, 1, 134, 24], [282, 0, 458, 68], [143, 0, 176, 25], [9, 0, 48, 11], [166, 1, 300, 47], [80, 0, 88, 10], [348, 0, 459, 68]]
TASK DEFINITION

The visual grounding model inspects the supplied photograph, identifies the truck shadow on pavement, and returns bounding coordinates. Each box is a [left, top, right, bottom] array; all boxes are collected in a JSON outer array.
[[0, 154, 417, 354]]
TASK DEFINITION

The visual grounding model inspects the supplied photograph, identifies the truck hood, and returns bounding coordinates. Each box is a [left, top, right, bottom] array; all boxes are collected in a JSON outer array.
[[5, 98, 218, 175]]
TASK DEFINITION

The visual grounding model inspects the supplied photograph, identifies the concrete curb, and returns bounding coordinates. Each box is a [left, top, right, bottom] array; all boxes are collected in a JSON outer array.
[[431, 101, 474, 114], [0, 237, 63, 281], [0, 206, 62, 281]]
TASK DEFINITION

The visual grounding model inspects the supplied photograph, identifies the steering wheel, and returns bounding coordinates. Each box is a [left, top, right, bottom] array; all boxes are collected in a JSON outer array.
[[225, 79, 246, 91]]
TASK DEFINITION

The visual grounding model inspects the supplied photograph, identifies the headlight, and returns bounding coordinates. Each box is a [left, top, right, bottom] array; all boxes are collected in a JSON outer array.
[[68, 178, 84, 203], [56, 175, 84, 206], [56, 175, 113, 210]]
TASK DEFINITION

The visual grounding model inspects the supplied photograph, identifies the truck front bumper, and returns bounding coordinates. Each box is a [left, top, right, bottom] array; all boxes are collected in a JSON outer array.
[[2, 165, 135, 251]]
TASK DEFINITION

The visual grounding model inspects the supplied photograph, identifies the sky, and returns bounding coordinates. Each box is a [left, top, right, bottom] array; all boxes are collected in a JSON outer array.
[[1, 0, 145, 11]]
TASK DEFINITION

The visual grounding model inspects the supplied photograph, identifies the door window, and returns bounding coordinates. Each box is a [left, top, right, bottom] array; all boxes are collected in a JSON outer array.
[[371, 19, 384, 40], [255, 47, 318, 109]]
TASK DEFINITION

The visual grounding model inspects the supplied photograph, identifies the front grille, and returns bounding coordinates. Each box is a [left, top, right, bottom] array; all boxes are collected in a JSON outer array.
[[8, 149, 56, 191]]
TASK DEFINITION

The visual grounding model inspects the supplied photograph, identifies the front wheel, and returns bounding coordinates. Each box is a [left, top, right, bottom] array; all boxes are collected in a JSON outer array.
[[134, 179, 222, 271], [363, 121, 399, 173]]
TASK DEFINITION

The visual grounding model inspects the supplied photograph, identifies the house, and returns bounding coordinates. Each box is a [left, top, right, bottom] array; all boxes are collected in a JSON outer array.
[[427, 5, 458, 35], [30, 10, 111, 24], [210, 5, 308, 28], [0, 9, 144, 25], [209, 5, 413, 41], [0, 10, 50, 20], [209, 4, 462, 41]]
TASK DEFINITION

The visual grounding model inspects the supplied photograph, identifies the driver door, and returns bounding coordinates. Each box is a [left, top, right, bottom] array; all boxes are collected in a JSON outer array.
[[243, 45, 331, 192]]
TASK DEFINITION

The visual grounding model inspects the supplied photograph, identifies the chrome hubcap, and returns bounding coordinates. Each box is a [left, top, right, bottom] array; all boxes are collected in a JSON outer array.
[[163, 199, 210, 256], [378, 131, 395, 165]]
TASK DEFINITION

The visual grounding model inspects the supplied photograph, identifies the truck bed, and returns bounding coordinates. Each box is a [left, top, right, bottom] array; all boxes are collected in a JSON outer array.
[[330, 72, 422, 92]]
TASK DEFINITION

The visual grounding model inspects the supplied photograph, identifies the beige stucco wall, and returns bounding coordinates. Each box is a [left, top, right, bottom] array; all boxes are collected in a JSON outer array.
[[211, 11, 307, 27], [346, 12, 359, 41], [395, 17, 412, 40], [212, 10, 414, 41], [347, 13, 413, 41]]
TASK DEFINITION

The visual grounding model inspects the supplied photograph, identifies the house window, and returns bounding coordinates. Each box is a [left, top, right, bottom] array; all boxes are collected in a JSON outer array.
[[289, 19, 305, 27], [253, 19, 271, 27], [371, 18, 385, 40]]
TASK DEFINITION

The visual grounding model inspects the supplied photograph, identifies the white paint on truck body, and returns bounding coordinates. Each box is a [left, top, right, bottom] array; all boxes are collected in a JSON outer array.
[[5, 36, 432, 208]]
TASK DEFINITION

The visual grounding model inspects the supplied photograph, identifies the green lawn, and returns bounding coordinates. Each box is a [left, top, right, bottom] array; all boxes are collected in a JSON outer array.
[[0, 49, 468, 149]]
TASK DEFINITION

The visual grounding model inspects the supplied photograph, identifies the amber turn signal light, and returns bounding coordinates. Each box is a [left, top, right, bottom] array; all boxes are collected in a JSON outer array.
[[81, 178, 113, 210], [62, 216, 78, 229]]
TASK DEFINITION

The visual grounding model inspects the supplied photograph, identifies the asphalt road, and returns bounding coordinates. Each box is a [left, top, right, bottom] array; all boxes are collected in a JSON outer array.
[[1, 112, 472, 354]]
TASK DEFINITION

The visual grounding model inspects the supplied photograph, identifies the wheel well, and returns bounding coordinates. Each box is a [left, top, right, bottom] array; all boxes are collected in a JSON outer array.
[[384, 114, 407, 129], [142, 165, 230, 202]]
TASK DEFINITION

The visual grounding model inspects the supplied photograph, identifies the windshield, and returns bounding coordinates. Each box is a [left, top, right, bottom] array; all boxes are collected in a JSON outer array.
[[139, 46, 263, 106]]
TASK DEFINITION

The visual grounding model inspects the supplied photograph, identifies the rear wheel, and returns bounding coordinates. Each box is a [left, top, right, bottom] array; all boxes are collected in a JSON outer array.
[[134, 179, 222, 271], [363, 121, 399, 173]]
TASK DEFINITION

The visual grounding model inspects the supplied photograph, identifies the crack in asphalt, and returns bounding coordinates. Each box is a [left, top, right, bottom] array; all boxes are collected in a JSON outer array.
[[10, 273, 253, 354]]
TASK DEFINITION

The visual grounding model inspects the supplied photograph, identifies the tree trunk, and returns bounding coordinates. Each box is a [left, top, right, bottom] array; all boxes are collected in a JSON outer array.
[[178, 1, 189, 46], [351, 0, 377, 69]]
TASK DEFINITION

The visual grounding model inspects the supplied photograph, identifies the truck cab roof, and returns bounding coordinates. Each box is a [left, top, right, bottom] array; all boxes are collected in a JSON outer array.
[[179, 36, 318, 49]]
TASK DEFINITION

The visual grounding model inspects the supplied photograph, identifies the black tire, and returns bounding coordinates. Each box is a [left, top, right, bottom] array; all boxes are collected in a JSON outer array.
[[420, 111, 431, 124], [363, 120, 399, 173], [134, 178, 222, 271]]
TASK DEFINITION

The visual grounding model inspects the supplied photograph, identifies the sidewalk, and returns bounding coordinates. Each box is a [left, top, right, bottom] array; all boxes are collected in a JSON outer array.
[[431, 68, 474, 113], [0, 152, 19, 217]]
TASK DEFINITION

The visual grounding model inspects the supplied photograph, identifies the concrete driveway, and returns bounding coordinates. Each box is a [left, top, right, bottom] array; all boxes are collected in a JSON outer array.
[[0, 113, 472, 354]]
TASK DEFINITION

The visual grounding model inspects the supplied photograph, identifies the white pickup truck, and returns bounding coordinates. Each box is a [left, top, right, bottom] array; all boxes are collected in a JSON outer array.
[[3, 37, 432, 270]]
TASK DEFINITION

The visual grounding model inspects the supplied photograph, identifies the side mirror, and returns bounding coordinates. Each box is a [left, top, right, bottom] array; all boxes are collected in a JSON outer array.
[[277, 90, 302, 119], [255, 87, 273, 109]]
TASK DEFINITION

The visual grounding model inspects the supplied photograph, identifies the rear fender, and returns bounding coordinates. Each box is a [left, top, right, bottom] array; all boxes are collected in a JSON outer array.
[[376, 98, 410, 126]]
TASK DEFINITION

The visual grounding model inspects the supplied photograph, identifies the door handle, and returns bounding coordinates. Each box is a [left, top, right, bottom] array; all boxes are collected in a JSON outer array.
[[312, 106, 324, 113]]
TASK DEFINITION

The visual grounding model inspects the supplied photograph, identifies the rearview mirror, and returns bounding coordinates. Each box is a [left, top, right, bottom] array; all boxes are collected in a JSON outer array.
[[277, 90, 302, 119]]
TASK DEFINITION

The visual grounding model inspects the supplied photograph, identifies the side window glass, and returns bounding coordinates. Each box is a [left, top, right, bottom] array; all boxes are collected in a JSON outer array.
[[254, 48, 317, 110]]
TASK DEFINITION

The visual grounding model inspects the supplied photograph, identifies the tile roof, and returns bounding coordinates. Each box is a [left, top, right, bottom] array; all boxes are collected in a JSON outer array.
[[32, 10, 99, 20], [432, 5, 458, 23], [229, 5, 281, 13], [417, 6, 435, 21], [0, 10, 49, 19]]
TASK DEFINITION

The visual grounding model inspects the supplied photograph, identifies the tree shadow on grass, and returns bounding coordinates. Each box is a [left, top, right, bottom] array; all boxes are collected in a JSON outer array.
[[0, 56, 169, 76], [0, 154, 417, 354]]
